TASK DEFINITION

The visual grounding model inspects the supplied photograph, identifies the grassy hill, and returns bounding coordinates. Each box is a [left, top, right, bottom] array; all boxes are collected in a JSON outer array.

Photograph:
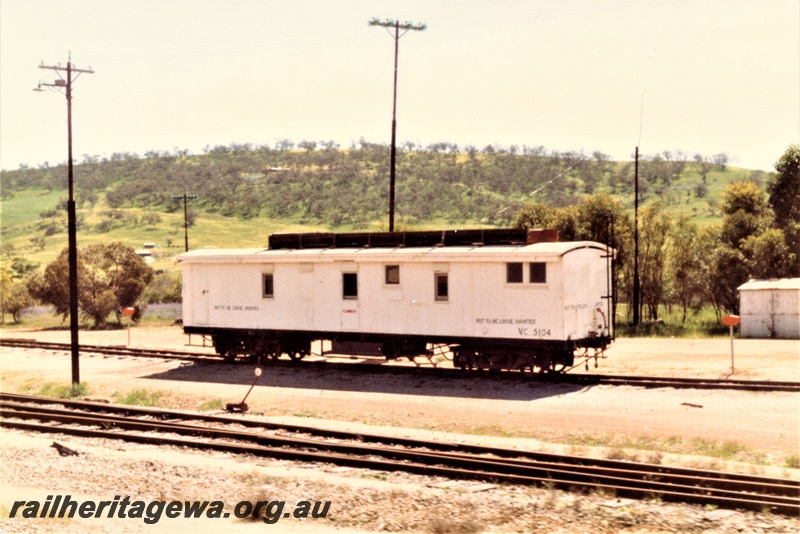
[[0, 144, 772, 274]]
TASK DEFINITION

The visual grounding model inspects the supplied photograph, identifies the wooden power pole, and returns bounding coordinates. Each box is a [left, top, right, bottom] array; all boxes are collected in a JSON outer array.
[[172, 194, 198, 252], [36, 56, 94, 386]]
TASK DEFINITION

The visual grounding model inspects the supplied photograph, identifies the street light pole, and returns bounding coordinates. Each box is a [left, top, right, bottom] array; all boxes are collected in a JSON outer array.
[[369, 18, 425, 232], [36, 57, 94, 386]]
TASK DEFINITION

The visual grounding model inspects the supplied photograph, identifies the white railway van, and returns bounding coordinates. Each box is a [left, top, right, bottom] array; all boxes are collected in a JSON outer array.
[[178, 229, 614, 372]]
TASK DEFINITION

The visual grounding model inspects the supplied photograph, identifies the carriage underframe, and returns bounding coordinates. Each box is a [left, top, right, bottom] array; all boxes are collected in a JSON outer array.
[[187, 326, 611, 374]]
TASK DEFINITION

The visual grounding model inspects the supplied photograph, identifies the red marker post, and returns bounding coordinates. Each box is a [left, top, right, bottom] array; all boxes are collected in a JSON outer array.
[[123, 307, 136, 346], [721, 315, 740, 374]]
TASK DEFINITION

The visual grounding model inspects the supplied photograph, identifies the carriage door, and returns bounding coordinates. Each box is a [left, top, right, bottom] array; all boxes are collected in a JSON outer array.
[[299, 263, 314, 326], [192, 265, 210, 326], [340, 262, 359, 330]]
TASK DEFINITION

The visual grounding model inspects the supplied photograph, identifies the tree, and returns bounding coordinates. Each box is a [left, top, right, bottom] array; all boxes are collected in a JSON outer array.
[[768, 145, 800, 274], [638, 202, 672, 320], [769, 144, 800, 222], [721, 180, 770, 217], [693, 154, 715, 181], [9, 257, 39, 279], [693, 181, 708, 198], [515, 194, 632, 321], [719, 180, 772, 248], [143, 271, 182, 304], [0, 269, 33, 324], [515, 193, 627, 246], [741, 229, 797, 280], [609, 162, 633, 194], [298, 140, 317, 152], [701, 181, 776, 315], [713, 153, 729, 171], [701, 229, 747, 316], [513, 202, 560, 230], [27, 243, 154, 327], [669, 217, 704, 322], [275, 138, 295, 152]]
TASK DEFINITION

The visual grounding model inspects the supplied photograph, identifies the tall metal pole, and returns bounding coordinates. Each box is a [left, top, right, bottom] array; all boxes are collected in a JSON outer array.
[[633, 146, 640, 327], [37, 57, 94, 386], [369, 18, 426, 232], [389, 21, 399, 233]]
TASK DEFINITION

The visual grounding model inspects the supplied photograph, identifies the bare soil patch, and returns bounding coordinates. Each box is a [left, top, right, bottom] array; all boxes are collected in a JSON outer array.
[[1, 327, 798, 532]]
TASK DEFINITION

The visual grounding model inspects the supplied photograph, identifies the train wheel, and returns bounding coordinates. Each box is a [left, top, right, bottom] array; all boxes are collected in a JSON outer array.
[[253, 339, 274, 364], [381, 342, 402, 360], [453, 351, 475, 370], [486, 354, 509, 372], [256, 351, 275, 365], [508, 355, 527, 373], [213, 337, 232, 358]]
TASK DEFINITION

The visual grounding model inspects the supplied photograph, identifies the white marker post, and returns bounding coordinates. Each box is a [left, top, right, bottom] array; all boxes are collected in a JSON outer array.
[[122, 307, 136, 346], [721, 315, 740, 374]]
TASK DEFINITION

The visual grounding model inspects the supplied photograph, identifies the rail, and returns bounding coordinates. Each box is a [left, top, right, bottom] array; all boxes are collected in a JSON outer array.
[[2, 339, 798, 392], [1, 393, 797, 516]]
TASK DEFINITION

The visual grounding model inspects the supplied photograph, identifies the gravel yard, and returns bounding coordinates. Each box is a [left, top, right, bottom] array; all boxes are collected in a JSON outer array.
[[1, 327, 798, 533]]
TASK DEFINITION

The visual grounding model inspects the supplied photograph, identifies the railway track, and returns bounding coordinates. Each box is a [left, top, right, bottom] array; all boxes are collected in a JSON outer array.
[[2, 392, 798, 516], [3, 338, 799, 392], [0, 338, 219, 363]]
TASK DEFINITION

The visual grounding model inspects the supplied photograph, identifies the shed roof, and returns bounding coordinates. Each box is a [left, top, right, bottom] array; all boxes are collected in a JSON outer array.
[[738, 278, 800, 291]]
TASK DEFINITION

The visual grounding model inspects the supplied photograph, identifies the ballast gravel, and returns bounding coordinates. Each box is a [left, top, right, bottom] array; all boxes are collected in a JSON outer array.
[[1, 429, 798, 534]]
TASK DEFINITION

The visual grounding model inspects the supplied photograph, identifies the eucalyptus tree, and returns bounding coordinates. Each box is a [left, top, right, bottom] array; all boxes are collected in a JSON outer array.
[[27, 243, 153, 327]]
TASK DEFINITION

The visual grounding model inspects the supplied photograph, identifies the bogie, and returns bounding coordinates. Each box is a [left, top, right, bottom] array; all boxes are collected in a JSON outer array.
[[452, 347, 575, 374]]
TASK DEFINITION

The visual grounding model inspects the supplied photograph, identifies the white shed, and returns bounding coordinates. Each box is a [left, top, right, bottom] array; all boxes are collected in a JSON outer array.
[[738, 278, 800, 339]]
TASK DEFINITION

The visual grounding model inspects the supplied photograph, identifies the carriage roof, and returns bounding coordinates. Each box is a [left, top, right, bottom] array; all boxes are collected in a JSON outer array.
[[176, 241, 610, 264]]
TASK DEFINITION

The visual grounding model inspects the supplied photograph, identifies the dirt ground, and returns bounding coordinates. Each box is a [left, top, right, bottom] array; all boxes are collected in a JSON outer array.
[[1, 327, 798, 454], [5, 326, 798, 380], [1, 327, 798, 533]]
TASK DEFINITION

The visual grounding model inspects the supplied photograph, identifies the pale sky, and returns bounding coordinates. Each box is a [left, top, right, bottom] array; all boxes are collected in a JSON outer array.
[[1, 0, 798, 172]]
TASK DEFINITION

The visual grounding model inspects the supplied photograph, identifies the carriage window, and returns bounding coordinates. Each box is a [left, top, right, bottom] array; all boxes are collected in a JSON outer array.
[[385, 265, 400, 285], [343, 272, 358, 299], [262, 273, 274, 298], [529, 262, 547, 283], [506, 262, 523, 283], [435, 273, 449, 301]]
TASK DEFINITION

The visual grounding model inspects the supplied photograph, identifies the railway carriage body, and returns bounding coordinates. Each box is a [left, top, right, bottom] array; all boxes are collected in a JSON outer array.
[[178, 229, 613, 372]]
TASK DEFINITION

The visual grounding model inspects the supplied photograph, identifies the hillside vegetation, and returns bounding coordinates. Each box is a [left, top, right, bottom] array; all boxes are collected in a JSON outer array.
[[4, 141, 797, 334], [0, 141, 767, 273]]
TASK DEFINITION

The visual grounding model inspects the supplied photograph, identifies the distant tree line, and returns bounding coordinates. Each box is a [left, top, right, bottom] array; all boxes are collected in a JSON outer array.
[[515, 145, 799, 321], [2, 140, 744, 232]]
